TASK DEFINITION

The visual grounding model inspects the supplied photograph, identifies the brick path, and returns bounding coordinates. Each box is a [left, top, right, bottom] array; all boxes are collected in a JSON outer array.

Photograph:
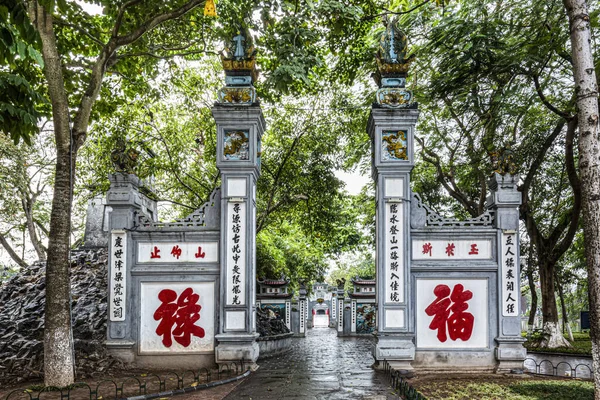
[[222, 327, 395, 400]]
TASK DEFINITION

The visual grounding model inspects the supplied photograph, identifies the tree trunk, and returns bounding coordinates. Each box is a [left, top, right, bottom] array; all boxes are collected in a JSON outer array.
[[527, 266, 538, 330], [563, 0, 600, 397], [557, 278, 574, 342], [0, 232, 28, 268], [29, 3, 76, 387], [23, 197, 46, 261], [539, 261, 571, 348], [526, 242, 537, 331]]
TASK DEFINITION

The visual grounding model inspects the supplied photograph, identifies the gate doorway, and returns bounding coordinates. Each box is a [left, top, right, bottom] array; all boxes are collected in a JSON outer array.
[[312, 305, 330, 327]]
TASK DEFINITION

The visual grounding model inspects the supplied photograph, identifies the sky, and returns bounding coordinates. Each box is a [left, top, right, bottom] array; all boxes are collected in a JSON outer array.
[[335, 169, 370, 196]]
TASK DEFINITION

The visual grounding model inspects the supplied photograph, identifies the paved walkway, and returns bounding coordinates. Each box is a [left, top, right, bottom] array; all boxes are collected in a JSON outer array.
[[223, 327, 395, 400]]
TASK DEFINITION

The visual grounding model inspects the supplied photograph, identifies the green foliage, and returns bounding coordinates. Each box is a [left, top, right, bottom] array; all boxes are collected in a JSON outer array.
[[78, 58, 373, 283], [327, 251, 375, 293], [0, 132, 53, 264], [414, 377, 594, 400], [257, 222, 329, 289], [79, 60, 220, 215], [0, 1, 47, 144]]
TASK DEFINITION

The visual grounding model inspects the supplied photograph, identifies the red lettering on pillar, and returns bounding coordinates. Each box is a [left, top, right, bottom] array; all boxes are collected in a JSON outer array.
[[469, 243, 479, 255], [422, 242, 433, 257], [150, 246, 161, 259], [195, 246, 206, 258], [445, 243, 455, 257], [171, 245, 182, 259]]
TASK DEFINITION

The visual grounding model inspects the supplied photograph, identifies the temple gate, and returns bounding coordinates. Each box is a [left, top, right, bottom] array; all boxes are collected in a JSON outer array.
[[369, 18, 525, 373], [105, 28, 264, 370], [102, 20, 525, 374]]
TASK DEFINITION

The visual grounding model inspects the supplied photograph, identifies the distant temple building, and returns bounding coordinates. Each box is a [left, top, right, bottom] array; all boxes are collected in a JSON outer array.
[[349, 277, 377, 334], [309, 283, 336, 328], [256, 277, 292, 330]]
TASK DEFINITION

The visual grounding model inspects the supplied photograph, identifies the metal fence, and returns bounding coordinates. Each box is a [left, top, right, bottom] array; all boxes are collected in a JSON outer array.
[[381, 359, 427, 400], [4, 361, 248, 400], [524, 357, 594, 379]]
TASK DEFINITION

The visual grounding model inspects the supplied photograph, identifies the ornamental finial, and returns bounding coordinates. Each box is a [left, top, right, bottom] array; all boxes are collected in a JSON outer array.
[[373, 16, 416, 109], [111, 135, 139, 174], [490, 145, 518, 176], [217, 26, 258, 105]]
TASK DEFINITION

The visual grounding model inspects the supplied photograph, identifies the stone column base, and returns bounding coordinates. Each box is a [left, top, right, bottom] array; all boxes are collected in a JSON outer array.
[[215, 333, 260, 371], [372, 333, 415, 371], [105, 340, 136, 364], [495, 336, 527, 373]]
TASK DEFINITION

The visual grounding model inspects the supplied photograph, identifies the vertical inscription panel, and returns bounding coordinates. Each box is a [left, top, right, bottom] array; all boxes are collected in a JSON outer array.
[[226, 202, 246, 306], [337, 299, 344, 332], [110, 231, 127, 322], [501, 232, 518, 316], [385, 201, 404, 303]]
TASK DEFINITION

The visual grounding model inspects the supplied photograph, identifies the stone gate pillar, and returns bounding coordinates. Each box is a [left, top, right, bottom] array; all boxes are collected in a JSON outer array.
[[369, 18, 419, 371], [488, 172, 527, 371], [105, 173, 157, 361], [213, 29, 264, 369], [369, 107, 419, 370]]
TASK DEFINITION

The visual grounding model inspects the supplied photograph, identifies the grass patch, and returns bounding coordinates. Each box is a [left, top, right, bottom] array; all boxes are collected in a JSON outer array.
[[410, 375, 594, 400], [523, 331, 592, 356]]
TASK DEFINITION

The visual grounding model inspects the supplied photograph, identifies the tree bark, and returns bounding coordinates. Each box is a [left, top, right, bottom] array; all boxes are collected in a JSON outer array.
[[539, 261, 571, 347], [526, 265, 538, 330], [557, 275, 574, 341], [563, 0, 600, 397], [22, 195, 47, 261], [28, 2, 76, 387]]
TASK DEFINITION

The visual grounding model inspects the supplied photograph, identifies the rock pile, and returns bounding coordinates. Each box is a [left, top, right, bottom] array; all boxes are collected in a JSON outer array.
[[0, 248, 123, 385], [256, 307, 290, 337]]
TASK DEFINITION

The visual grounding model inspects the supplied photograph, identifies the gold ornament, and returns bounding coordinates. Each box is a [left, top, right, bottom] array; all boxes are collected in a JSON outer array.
[[204, 0, 217, 17]]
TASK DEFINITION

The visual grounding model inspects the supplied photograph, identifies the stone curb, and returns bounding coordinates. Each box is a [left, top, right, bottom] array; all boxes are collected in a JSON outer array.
[[125, 370, 250, 400]]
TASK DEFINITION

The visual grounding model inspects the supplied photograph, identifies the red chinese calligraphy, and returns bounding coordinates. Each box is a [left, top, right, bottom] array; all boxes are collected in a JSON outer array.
[[445, 243, 455, 257], [171, 245, 182, 259], [422, 242, 433, 257], [469, 243, 479, 255], [150, 246, 161, 259], [195, 246, 206, 258], [425, 284, 474, 342], [153, 288, 205, 347]]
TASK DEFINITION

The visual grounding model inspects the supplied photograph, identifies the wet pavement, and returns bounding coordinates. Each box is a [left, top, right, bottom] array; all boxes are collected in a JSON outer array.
[[223, 327, 395, 399]]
